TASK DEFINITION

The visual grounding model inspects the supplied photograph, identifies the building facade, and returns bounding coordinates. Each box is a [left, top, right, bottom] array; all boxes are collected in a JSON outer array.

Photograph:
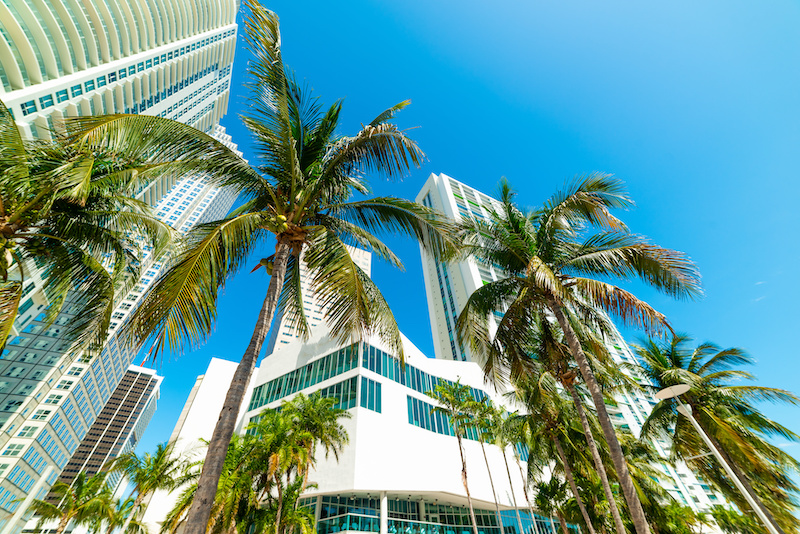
[[0, 1, 241, 532], [415, 173, 725, 512]]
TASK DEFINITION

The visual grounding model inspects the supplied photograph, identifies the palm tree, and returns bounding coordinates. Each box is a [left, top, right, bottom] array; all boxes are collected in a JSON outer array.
[[456, 177, 701, 534], [534, 477, 570, 534], [94, 497, 149, 534], [428, 380, 481, 534], [121, 4, 455, 532], [26, 472, 112, 534], [710, 505, 762, 534], [513, 374, 597, 534], [490, 411, 528, 534], [161, 435, 260, 534], [532, 318, 628, 534], [280, 392, 351, 495], [468, 399, 504, 530], [501, 413, 545, 534], [108, 441, 193, 533], [0, 99, 185, 350], [636, 334, 800, 533]]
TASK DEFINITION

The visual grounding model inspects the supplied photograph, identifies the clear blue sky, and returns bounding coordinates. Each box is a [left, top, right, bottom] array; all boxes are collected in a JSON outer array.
[[137, 0, 800, 457]]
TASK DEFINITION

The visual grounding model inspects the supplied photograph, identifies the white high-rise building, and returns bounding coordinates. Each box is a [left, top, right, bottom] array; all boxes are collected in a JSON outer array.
[[142, 249, 570, 534], [0, 2, 241, 532], [415, 173, 725, 512]]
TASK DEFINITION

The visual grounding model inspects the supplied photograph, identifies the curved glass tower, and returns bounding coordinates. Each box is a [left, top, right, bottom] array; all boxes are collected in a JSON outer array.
[[0, 2, 241, 532]]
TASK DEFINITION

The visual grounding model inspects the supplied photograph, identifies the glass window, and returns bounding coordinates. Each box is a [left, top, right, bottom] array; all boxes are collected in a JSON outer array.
[[137, 62, 144, 72], [20, 100, 37, 116], [128, 66, 136, 75], [2, 444, 24, 456], [108, 72, 116, 83], [70, 84, 83, 97], [31, 410, 50, 420], [17, 426, 36, 438], [84, 80, 95, 92], [55, 89, 69, 103], [145, 59, 152, 68], [119, 68, 127, 79], [96, 75, 106, 87]]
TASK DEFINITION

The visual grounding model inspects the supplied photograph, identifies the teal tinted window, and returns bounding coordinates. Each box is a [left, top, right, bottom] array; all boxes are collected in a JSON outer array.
[[18, 299, 33, 315], [406, 395, 481, 441], [84, 80, 94, 92], [118, 69, 126, 79], [362, 342, 486, 402], [248, 345, 358, 410], [137, 62, 144, 72], [108, 72, 116, 83], [55, 90, 68, 103], [70, 84, 82, 97], [96, 76, 106, 87], [20, 101, 37, 116], [128, 66, 135, 75], [359, 377, 381, 413]]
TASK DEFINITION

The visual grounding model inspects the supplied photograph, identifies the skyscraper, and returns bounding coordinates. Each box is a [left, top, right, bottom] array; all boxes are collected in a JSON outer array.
[[415, 172, 726, 512], [49, 365, 162, 499], [0, 2, 241, 531]]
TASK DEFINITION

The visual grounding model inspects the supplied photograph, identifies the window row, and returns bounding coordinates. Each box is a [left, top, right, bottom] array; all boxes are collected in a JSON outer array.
[[362, 343, 485, 401], [18, 31, 233, 115], [248, 345, 358, 410]]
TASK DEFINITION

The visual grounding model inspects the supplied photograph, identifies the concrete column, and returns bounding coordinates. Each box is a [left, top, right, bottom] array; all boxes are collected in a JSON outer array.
[[419, 499, 426, 521], [380, 492, 388, 534], [315, 495, 323, 525]]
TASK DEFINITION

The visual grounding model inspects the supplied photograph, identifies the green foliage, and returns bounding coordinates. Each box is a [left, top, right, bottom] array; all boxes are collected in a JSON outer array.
[[162, 392, 349, 534], [426, 380, 476, 438], [26, 472, 113, 534], [711, 506, 763, 534], [0, 99, 197, 352], [636, 334, 800, 532]]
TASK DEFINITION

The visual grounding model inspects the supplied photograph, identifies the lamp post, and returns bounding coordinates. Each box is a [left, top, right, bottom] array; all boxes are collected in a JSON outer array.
[[655, 384, 779, 534]]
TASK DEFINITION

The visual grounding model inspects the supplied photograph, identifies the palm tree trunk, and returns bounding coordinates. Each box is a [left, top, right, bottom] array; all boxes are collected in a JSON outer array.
[[501, 448, 526, 534], [551, 434, 596, 534], [556, 512, 569, 534], [55, 514, 72, 534], [456, 433, 480, 534], [275, 473, 285, 534], [706, 432, 785, 534], [119, 492, 146, 534], [513, 451, 542, 534], [564, 382, 626, 534], [547, 297, 650, 534], [480, 441, 503, 531], [183, 241, 292, 534]]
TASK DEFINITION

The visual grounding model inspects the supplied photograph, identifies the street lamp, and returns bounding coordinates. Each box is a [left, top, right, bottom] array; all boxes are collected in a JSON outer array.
[[655, 384, 779, 534]]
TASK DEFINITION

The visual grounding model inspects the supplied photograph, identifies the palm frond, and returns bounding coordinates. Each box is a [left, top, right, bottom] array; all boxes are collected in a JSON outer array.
[[0, 281, 22, 348], [304, 230, 403, 360], [276, 253, 311, 340], [327, 197, 459, 261], [121, 212, 269, 356], [322, 117, 424, 182], [572, 277, 670, 335]]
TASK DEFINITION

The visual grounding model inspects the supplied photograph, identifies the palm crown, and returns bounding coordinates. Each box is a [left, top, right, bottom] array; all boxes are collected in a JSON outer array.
[[636, 334, 800, 532], [123, 2, 456, 360], [0, 100, 176, 351]]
